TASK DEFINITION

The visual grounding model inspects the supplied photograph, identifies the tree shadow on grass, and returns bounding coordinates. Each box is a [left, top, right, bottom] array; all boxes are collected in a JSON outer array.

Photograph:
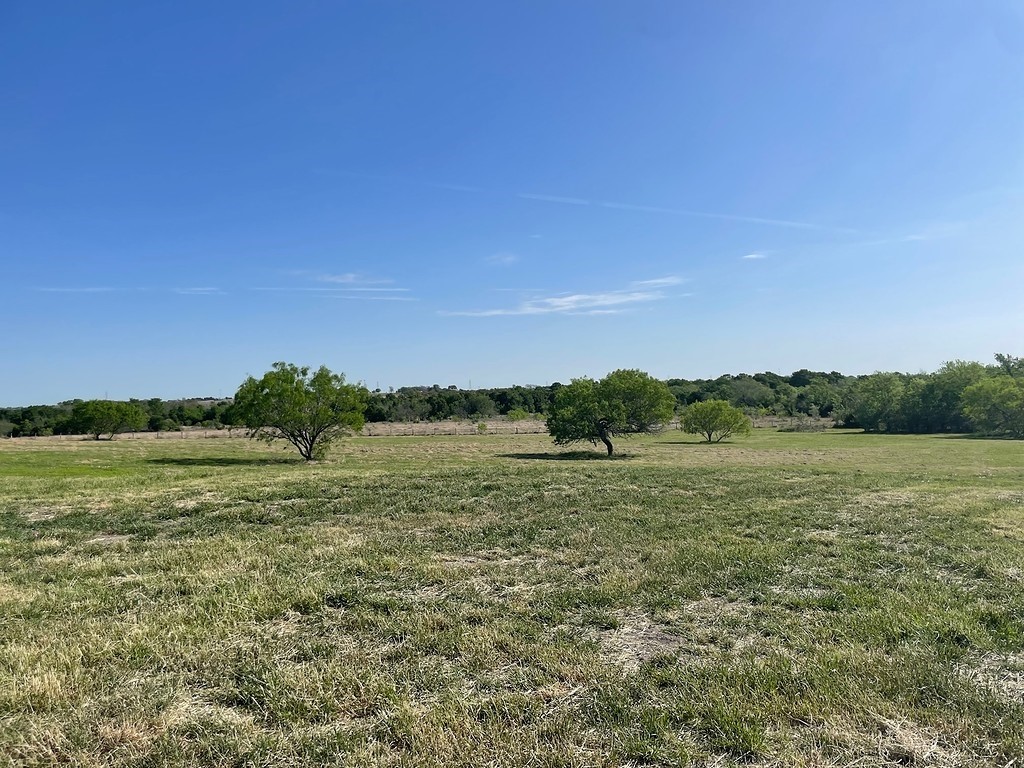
[[659, 438, 735, 444], [939, 433, 1021, 440], [498, 451, 636, 461], [145, 457, 301, 467]]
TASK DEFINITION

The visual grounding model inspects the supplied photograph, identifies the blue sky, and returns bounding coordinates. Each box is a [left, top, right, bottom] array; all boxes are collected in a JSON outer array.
[[3, 1, 1023, 405]]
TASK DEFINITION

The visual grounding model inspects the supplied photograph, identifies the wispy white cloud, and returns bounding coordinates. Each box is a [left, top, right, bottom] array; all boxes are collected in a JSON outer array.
[[442, 274, 688, 315], [264, 270, 413, 298], [517, 192, 592, 206], [741, 253, 767, 260], [446, 273, 695, 316], [822, 222, 966, 250], [520, 193, 854, 232], [320, 169, 854, 232], [316, 272, 393, 285], [485, 252, 519, 266], [175, 287, 225, 295], [631, 275, 685, 287], [249, 286, 408, 293], [35, 286, 117, 293], [316, 272, 360, 283], [326, 295, 418, 302], [443, 291, 657, 317]]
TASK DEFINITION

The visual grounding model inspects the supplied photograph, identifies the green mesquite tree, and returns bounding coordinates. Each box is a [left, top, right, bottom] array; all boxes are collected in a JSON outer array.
[[546, 369, 675, 455], [233, 362, 369, 461], [680, 399, 752, 443]]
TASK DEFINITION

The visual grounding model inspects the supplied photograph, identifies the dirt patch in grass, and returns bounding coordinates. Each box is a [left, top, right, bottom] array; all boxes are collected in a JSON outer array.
[[162, 692, 256, 728], [22, 507, 64, 522], [0, 581, 37, 605], [84, 534, 132, 547], [170, 491, 226, 510], [435, 550, 543, 570], [870, 715, 979, 767], [596, 610, 688, 673], [958, 652, 1024, 703], [588, 599, 761, 674]]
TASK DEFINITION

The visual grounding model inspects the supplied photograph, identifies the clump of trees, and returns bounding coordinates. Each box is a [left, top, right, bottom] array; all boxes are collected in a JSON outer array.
[[961, 376, 1024, 438], [233, 362, 369, 460], [665, 370, 845, 419], [680, 400, 752, 443], [364, 384, 551, 422], [71, 400, 148, 440], [837, 355, 1021, 435], [0, 398, 235, 437], [546, 369, 675, 455]]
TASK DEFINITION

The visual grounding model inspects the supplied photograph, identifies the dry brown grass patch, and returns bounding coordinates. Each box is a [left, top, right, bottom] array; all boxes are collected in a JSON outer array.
[[84, 534, 133, 547], [958, 652, 1024, 704], [596, 610, 689, 673]]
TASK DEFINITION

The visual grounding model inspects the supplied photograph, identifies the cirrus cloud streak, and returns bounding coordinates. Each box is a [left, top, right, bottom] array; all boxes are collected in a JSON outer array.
[[442, 276, 685, 317]]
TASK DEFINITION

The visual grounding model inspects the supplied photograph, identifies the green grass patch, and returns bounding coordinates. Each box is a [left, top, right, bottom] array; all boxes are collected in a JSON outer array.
[[1, 430, 1022, 765]]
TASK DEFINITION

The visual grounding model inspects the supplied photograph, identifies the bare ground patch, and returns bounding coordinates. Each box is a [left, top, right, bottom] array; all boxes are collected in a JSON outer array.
[[588, 599, 763, 674], [84, 534, 133, 547], [0, 581, 38, 605], [958, 652, 1024, 704], [21, 507, 68, 522], [596, 610, 689, 673], [869, 715, 984, 767]]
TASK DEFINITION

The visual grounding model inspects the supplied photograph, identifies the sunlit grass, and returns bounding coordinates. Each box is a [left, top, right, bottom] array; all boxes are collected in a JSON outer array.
[[1, 430, 1022, 765]]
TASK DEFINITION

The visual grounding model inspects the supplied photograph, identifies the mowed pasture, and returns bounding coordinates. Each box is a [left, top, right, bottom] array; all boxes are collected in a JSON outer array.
[[1, 430, 1022, 767]]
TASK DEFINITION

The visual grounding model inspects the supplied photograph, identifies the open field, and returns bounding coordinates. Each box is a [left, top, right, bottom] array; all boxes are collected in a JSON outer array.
[[1, 430, 1022, 766]]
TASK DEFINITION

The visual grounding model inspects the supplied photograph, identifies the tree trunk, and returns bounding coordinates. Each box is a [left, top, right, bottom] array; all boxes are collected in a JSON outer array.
[[595, 420, 614, 456]]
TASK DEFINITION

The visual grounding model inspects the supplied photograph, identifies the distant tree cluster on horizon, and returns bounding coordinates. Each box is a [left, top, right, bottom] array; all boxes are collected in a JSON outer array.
[[1, 353, 1022, 441]]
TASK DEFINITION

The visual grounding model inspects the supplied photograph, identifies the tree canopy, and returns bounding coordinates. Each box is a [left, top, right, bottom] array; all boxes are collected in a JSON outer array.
[[680, 399, 752, 443], [71, 400, 147, 440], [546, 369, 675, 455], [962, 377, 1024, 438], [233, 362, 369, 461]]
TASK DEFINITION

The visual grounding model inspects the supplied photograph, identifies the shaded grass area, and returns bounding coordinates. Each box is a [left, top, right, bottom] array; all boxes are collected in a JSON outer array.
[[1, 431, 1022, 766]]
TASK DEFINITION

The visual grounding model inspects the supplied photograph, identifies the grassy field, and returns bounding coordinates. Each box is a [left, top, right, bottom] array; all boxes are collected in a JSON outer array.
[[1, 430, 1022, 767]]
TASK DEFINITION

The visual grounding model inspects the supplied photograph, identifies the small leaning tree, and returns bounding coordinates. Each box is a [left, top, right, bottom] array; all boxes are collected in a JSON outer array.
[[680, 399, 752, 443], [233, 362, 369, 461], [546, 369, 675, 455]]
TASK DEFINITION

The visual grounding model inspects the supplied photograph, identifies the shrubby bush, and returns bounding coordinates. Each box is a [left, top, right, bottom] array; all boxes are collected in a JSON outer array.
[[680, 400, 752, 443]]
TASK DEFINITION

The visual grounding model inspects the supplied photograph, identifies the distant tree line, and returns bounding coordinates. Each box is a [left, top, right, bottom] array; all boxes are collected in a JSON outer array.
[[2, 353, 1021, 439], [0, 397, 234, 438], [838, 355, 1024, 437], [363, 384, 552, 422]]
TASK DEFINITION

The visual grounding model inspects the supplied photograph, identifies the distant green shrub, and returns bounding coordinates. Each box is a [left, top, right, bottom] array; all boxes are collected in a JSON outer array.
[[681, 400, 752, 443]]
